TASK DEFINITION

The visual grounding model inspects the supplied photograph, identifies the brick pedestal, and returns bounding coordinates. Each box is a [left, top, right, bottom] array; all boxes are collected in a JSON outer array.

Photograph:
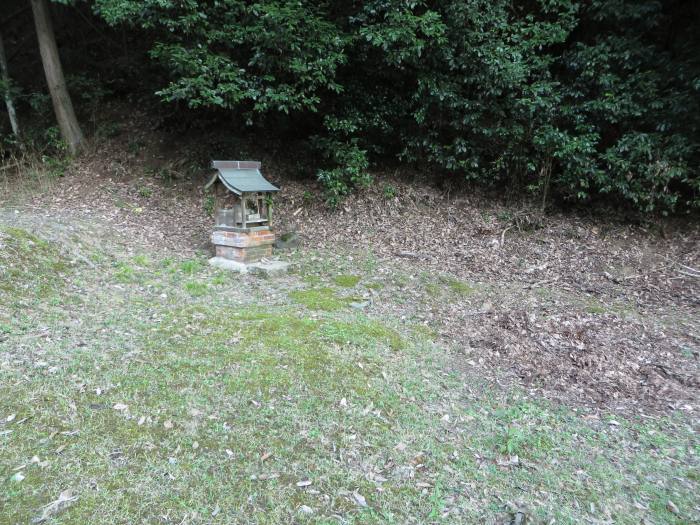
[[211, 228, 275, 263]]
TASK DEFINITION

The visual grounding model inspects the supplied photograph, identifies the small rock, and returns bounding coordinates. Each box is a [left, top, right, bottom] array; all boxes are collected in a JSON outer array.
[[298, 505, 313, 515], [352, 491, 368, 507], [481, 301, 494, 314], [666, 500, 679, 515], [11, 472, 25, 482], [350, 301, 369, 309], [208, 257, 248, 273], [248, 260, 291, 277]]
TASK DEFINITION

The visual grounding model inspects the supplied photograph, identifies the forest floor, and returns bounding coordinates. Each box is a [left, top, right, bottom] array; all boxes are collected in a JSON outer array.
[[0, 138, 698, 523]]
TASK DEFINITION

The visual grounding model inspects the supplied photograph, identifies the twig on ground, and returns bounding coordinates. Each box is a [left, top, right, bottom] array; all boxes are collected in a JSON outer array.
[[664, 257, 700, 277], [0, 161, 21, 172], [678, 262, 700, 274], [396, 250, 422, 259], [500, 225, 513, 247]]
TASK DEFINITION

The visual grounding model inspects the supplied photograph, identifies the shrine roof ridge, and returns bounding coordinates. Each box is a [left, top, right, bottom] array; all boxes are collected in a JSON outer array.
[[206, 160, 279, 195]]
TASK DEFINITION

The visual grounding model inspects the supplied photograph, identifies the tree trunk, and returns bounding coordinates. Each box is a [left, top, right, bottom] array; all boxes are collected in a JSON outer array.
[[0, 29, 20, 137], [30, 0, 83, 154]]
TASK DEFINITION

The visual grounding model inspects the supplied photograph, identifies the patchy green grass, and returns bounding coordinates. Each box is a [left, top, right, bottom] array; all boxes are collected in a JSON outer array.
[[0, 226, 73, 301], [0, 225, 697, 524], [113, 261, 137, 283], [443, 276, 474, 296], [586, 302, 607, 314], [289, 287, 359, 311], [184, 281, 209, 297], [333, 274, 361, 288], [583, 297, 637, 318], [392, 274, 410, 288], [412, 324, 439, 340], [179, 258, 205, 276], [210, 271, 229, 286], [131, 254, 151, 267], [319, 318, 405, 351], [301, 274, 322, 285], [424, 282, 441, 298], [422, 274, 475, 299]]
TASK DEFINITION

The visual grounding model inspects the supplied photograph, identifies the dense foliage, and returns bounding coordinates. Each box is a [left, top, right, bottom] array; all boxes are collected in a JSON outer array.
[[7, 1, 700, 211]]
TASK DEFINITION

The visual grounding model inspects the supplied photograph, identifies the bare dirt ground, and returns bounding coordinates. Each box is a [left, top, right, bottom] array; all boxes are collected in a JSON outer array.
[[3, 138, 698, 417]]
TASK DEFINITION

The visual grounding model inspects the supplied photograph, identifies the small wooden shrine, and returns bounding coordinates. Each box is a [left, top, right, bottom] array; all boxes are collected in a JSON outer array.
[[205, 160, 279, 264]]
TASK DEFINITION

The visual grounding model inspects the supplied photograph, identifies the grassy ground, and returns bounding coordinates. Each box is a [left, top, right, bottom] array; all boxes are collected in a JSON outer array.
[[0, 224, 697, 524]]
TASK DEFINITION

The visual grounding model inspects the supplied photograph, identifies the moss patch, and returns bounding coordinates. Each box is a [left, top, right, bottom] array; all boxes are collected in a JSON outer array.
[[333, 274, 361, 287], [320, 318, 405, 351], [0, 226, 73, 301], [0, 229, 696, 525], [421, 274, 475, 299], [289, 287, 358, 311], [412, 324, 439, 340], [586, 303, 607, 314], [441, 275, 475, 296]]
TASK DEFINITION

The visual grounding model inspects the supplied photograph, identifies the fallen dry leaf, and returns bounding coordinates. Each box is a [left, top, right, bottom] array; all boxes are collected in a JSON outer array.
[[11, 472, 25, 482], [352, 491, 368, 507], [32, 490, 78, 524]]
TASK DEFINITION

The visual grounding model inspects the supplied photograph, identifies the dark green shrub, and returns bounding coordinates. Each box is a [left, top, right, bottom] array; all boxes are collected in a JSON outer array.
[[93, 0, 700, 213]]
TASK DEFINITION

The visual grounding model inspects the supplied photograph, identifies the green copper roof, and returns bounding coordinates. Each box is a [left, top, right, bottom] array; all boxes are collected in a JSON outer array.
[[206, 161, 279, 195]]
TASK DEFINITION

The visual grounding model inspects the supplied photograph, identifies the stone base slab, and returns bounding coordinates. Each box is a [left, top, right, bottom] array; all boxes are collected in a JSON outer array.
[[208, 257, 248, 273], [209, 257, 291, 275]]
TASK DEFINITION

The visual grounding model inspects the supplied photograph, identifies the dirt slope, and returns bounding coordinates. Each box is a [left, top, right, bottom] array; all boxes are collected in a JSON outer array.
[[3, 146, 698, 416]]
